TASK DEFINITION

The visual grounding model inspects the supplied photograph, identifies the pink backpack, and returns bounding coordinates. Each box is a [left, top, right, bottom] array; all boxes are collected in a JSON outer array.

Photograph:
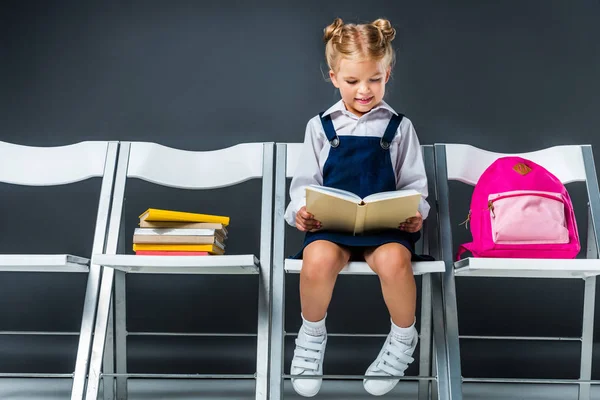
[[457, 156, 580, 260]]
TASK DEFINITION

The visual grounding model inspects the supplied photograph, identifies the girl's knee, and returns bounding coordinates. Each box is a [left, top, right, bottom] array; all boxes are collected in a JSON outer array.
[[372, 244, 412, 281], [302, 241, 348, 280]]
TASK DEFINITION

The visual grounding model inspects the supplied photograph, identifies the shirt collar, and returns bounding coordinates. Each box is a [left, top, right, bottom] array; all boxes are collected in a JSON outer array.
[[321, 99, 398, 118], [375, 100, 398, 116]]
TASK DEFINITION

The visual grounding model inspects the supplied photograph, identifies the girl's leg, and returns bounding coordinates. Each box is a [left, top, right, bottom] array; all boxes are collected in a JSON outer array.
[[300, 240, 351, 321], [291, 240, 350, 397], [362, 242, 418, 396], [364, 242, 416, 327]]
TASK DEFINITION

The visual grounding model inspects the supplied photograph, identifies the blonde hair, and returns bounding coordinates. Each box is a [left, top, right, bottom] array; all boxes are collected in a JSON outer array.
[[324, 18, 396, 73]]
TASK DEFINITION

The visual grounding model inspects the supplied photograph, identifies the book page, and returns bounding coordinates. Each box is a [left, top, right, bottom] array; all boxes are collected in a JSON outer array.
[[362, 189, 421, 203], [306, 185, 362, 203], [306, 187, 358, 233], [362, 193, 421, 232]]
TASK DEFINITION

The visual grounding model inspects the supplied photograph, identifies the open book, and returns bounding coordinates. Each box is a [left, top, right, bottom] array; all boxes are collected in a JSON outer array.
[[305, 185, 421, 235]]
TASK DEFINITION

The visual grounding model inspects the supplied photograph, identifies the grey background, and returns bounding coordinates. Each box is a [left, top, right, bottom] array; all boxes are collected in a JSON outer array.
[[1, 0, 599, 382]]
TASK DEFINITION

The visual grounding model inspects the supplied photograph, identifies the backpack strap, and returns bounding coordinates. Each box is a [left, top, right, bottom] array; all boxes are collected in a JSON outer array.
[[318, 112, 339, 148], [456, 242, 474, 261]]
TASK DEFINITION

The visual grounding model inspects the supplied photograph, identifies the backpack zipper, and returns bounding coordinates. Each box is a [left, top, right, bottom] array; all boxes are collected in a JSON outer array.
[[460, 210, 471, 229], [488, 200, 495, 218], [488, 191, 564, 219]]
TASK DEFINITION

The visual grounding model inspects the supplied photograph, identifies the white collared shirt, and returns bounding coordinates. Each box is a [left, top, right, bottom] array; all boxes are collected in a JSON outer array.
[[284, 99, 430, 227]]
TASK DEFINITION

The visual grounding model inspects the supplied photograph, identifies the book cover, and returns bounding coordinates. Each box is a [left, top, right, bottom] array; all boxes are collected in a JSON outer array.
[[135, 250, 210, 256], [132, 243, 225, 255], [305, 185, 421, 235], [138, 208, 230, 226]]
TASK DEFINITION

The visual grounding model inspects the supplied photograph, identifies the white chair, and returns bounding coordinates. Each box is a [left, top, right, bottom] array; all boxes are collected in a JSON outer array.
[[269, 143, 453, 400], [0, 140, 119, 400], [86, 142, 274, 400], [434, 143, 600, 400]]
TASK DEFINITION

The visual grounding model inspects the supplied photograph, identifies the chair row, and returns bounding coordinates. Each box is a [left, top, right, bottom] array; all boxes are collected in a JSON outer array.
[[0, 140, 599, 400]]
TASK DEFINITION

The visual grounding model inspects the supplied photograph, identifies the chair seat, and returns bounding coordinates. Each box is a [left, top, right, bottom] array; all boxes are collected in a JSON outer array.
[[0, 254, 89, 272], [92, 254, 260, 274], [285, 259, 445, 275], [454, 257, 600, 278]]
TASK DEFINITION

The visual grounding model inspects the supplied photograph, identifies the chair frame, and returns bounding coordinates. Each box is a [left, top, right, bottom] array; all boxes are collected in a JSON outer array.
[[84, 141, 274, 400], [269, 143, 453, 400], [0, 140, 119, 400], [434, 143, 600, 400]]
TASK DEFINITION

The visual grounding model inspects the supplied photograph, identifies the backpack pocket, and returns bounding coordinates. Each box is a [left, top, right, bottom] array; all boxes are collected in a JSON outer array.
[[488, 190, 569, 244]]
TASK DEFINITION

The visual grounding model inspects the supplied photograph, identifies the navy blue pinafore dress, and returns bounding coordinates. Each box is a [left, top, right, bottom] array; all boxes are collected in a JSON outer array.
[[293, 112, 422, 260]]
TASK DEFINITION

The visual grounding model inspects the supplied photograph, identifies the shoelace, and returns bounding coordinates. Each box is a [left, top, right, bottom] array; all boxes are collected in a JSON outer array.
[[374, 338, 414, 376], [291, 338, 324, 372]]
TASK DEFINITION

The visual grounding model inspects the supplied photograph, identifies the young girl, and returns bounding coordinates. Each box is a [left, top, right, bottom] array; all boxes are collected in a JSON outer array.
[[284, 18, 430, 397]]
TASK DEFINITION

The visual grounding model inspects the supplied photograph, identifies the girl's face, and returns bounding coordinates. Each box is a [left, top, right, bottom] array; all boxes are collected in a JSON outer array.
[[330, 58, 390, 117]]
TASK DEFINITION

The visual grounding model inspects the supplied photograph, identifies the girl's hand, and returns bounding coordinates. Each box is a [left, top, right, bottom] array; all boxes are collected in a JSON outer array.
[[296, 206, 322, 232], [399, 211, 423, 232]]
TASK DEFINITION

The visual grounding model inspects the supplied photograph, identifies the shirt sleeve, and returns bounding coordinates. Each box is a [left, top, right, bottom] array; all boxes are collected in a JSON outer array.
[[284, 117, 326, 227], [395, 119, 431, 219]]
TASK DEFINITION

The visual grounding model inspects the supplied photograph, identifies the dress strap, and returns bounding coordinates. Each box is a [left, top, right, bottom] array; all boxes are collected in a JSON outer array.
[[319, 112, 339, 148], [380, 113, 404, 149]]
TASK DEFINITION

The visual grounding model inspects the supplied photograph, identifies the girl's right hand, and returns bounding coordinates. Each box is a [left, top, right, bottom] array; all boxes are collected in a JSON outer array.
[[296, 206, 322, 232]]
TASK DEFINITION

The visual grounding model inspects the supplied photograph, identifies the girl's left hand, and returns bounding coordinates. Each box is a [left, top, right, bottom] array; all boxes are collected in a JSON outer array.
[[399, 211, 423, 232]]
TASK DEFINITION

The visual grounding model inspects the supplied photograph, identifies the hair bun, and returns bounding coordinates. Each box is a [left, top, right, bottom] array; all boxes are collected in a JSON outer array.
[[372, 18, 396, 42], [323, 17, 344, 43]]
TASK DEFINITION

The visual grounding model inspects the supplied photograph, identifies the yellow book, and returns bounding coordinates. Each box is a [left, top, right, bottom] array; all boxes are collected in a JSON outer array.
[[305, 185, 421, 235], [133, 243, 225, 255], [138, 208, 230, 226]]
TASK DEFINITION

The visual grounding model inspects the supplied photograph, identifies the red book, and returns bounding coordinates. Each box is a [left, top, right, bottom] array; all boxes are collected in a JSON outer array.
[[135, 250, 210, 256]]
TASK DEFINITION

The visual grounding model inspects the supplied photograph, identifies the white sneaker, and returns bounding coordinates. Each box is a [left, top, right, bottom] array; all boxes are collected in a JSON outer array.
[[363, 329, 418, 396], [291, 329, 327, 397]]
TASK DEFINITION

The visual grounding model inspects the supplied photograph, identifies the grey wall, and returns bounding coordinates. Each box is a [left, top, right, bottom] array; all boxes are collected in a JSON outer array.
[[1, 0, 600, 381]]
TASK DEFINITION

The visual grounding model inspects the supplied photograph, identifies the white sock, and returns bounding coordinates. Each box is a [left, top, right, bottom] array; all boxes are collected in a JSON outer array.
[[301, 313, 327, 337], [391, 318, 416, 346]]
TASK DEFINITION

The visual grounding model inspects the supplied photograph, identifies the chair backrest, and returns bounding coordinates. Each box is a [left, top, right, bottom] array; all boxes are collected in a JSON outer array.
[[434, 143, 600, 263], [0, 141, 115, 186], [285, 143, 303, 179], [126, 142, 266, 189], [441, 143, 587, 185], [0, 140, 119, 255], [104, 141, 274, 262]]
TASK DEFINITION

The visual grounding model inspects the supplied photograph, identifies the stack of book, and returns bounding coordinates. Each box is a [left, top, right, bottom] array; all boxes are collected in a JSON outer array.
[[132, 208, 229, 256]]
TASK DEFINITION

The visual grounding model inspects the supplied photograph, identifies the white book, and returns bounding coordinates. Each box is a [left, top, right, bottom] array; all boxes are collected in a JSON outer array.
[[134, 228, 219, 236]]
